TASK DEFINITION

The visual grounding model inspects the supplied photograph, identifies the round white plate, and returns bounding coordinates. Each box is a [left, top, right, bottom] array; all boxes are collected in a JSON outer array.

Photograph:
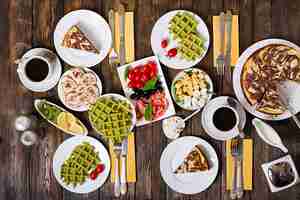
[[233, 38, 300, 120], [151, 10, 209, 69], [201, 96, 246, 141], [54, 9, 112, 67], [18, 48, 62, 92], [58, 68, 102, 112], [171, 68, 213, 110], [160, 136, 219, 194], [53, 136, 111, 194]]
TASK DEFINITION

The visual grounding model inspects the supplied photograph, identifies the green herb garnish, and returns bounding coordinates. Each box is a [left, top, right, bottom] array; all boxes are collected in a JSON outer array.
[[144, 102, 153, 121], [143, 77, 158, 91]]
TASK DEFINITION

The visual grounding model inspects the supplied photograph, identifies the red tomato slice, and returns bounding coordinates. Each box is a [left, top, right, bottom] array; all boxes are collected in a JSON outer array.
[[95, 164, 105, 174], [90, 170, 98, 180]]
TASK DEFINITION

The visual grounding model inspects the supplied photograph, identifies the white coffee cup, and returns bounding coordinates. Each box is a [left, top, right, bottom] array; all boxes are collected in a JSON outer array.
[[16, 48, 62, 92]]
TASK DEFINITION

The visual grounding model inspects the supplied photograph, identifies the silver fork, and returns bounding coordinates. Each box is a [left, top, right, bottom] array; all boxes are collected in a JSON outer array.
[[113, 143, 122, 197], [108, 9, 119, 65], [230, 139, 244, 199]]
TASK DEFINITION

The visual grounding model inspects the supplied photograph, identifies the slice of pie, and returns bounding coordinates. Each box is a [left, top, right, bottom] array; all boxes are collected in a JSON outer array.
[[174, 144, 209, 174], [62, 25, 99, 54]]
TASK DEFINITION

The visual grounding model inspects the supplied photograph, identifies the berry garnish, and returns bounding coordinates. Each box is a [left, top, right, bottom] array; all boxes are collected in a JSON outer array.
[[95, 164, 105, 174], [167, 48, 177, 57], [161, 39, 168, 48], [90, 170, 98, 180]]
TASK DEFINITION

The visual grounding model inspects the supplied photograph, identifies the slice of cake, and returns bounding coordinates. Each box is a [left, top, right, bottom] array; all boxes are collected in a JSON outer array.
[[174, 144, 209, 173], [62, 25, 99, 54]]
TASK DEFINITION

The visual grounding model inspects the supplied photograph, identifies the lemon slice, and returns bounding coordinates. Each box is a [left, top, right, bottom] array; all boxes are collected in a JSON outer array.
[[69, 122, 84, 134], [57, 112, 76, 131]]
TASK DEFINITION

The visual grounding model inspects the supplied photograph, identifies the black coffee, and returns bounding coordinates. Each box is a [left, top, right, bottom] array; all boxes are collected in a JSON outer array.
[[213, 107, 237, 131], [25, 58, 49, 82]]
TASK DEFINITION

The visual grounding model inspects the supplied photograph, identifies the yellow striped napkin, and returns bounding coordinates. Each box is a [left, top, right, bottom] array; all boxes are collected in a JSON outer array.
[[109, 11, 136, 183], [226, 139, 253, 190], [213, 15, 239, 67]]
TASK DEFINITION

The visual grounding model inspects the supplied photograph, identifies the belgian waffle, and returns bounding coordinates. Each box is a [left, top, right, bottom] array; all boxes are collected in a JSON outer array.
[[169, 12, 198, 40], [178, 32, 205, 61], [60, 142, 100, 187], [89, 97, 133, 144]]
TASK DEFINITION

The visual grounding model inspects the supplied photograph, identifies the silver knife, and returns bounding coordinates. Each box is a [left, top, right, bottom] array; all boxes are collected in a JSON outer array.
[[225, 10, 233, 81], [119, 4, 126, 66], [120, 138, 128, 195]]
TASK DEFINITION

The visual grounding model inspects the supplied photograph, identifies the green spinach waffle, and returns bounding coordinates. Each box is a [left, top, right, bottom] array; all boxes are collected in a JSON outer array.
[[178, 32, 205, 61], [168, 12, 206, 61], [60, 142, 100, 187], [169, 12, 198, 40], [89, 97, 133, 144]]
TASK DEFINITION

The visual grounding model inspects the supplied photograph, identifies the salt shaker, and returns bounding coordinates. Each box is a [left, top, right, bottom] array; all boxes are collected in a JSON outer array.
[[14, 114, 39, 146]]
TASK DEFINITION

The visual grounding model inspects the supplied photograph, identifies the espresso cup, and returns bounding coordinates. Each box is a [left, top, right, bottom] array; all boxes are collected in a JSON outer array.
[[16, 48, 61, 92]]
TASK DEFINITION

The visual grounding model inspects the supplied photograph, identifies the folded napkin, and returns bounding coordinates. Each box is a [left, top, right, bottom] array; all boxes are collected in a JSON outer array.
[[109, 11, 136, 183], [226, 139, 253, 190], [213, 15, 239, 68]]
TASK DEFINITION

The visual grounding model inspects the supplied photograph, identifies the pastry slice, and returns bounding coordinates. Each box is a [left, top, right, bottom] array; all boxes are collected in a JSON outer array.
[[174, 144, 209, 174], [62, 25, 99, 54]]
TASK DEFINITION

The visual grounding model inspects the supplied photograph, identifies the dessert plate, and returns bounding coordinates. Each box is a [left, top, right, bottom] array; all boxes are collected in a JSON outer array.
[[151, 10, 209, 69], [233, 39, 300, 120], [160, 136, 219, 194], [53, 136, 110, 193], [54, 9, 112, 67]]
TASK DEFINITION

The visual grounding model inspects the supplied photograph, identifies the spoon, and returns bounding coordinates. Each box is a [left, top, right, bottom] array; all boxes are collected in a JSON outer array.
[[227, 97, 245, 138], [162, 108, 202, 139]]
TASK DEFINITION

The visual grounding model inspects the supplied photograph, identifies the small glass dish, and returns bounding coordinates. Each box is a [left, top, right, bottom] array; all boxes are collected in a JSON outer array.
[[261, 155, 299, 192]]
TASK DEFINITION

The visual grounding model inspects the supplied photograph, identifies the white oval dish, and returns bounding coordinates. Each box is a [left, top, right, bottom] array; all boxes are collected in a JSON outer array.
[[54, 9, 112, 67], [52, 136, 111, 194], [160, 136, 219, 194], [171, 68, 213, 110], [34, 99, 88, 136], [233, 38, 300, 120], [151, 10, 209, 69], [58, 68, 102, 112]]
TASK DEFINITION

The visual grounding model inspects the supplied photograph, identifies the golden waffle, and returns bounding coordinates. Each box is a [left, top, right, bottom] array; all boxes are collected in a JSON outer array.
[[178, 32, 205, 61], [169, 12, 198, 40]]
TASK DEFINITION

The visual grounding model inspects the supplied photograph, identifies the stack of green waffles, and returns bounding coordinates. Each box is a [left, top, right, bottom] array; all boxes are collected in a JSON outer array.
[[89, 96, 133, 144], [60, 142, 100, 187], [169, 12, 206, 61]]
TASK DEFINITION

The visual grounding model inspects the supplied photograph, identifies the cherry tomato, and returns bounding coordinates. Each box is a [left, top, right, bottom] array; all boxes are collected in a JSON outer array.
[[167, 48, 177, 57], [141, 73, 149, 83], [135, 81, 144, 89], [90, 170, 98, 180], [128, 69, 135, 80], [148, 61, 157, 69], [161, 39, 168, 48], [128, 80, 135, 88], [95, 164, 105, 174]]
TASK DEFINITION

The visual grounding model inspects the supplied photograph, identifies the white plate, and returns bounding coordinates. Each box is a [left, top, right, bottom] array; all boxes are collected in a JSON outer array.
[[201, 96, 246, 141], [52, 136, 111, 194], [160, 136, 219, 194], [151, 10, 209, 69], [88, 93, 137, 134], [233, 39, 300, 120], [171, 68, 213, 110], [34, 99, 88, 136], [18, 48, 62, 92], [58, 68, 102, 112], [117, 56, 176, 126], [54, 9, 112, 67]]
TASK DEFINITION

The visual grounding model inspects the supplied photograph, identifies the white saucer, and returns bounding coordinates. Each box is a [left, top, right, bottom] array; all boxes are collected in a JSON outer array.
[[201, 96, 246, 141], [18, 48, 62, 92], [160, 136, 219, 194], [54, 9, 112, 67], [151, 10, 210, 69]]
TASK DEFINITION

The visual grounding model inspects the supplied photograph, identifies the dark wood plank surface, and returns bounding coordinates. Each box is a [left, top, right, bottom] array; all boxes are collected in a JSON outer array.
[[1, 0, 300, 199]]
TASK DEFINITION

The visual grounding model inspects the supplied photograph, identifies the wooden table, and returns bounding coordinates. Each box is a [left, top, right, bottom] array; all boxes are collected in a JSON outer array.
[[1, 0, 300, 199]]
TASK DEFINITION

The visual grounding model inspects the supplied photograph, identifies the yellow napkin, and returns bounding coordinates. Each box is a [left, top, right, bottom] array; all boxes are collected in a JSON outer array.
[[213, 15, 239, 67], [109, 11, 136, 183], [226, 139, 253, 190]]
